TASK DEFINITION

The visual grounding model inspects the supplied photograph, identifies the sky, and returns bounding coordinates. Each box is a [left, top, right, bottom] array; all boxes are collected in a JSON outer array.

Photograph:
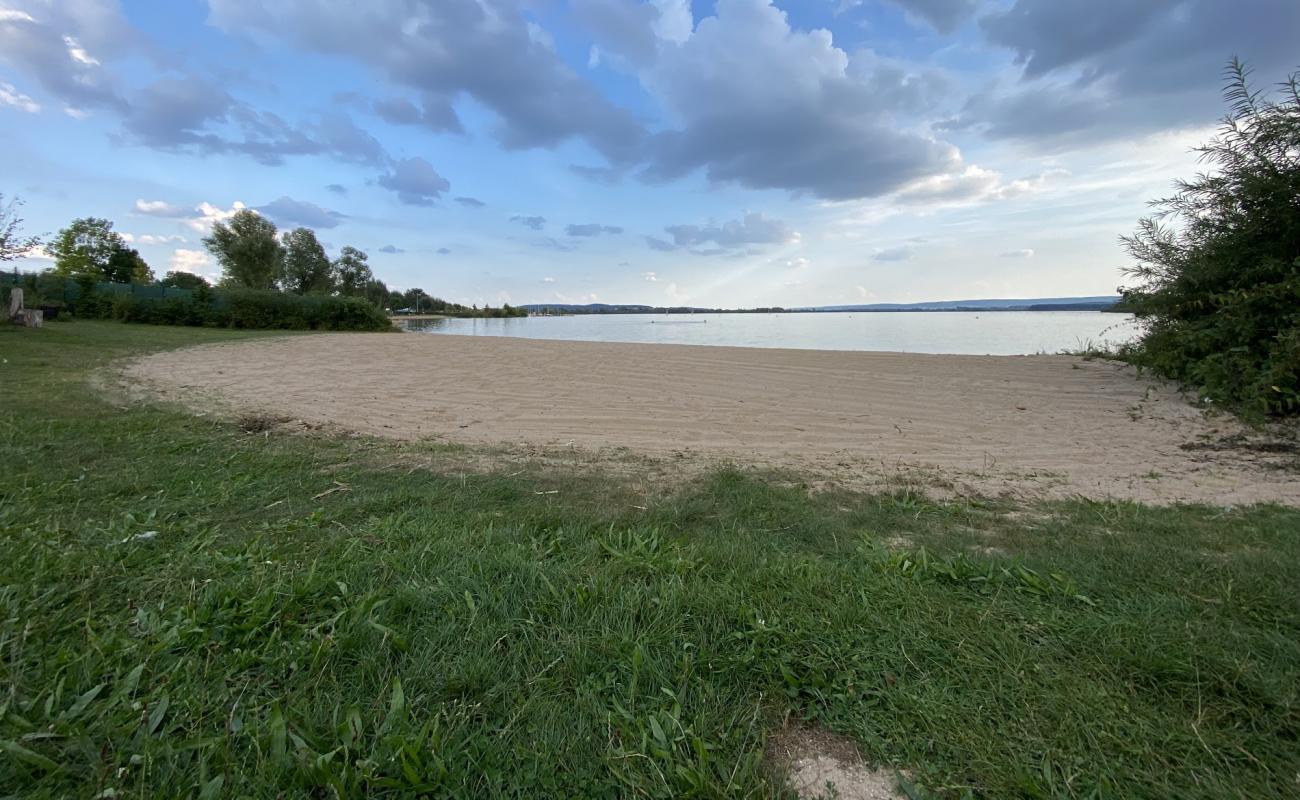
[[1, 1, 1296, 308]]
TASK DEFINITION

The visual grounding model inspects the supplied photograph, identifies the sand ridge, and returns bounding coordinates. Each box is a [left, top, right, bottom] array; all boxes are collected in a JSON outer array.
[[123, 333, 1300, 505]]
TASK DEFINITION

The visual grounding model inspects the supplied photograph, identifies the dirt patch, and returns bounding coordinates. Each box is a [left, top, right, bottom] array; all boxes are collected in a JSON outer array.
[[120, 334, 1300, 506], [766, 724, 907, 800]]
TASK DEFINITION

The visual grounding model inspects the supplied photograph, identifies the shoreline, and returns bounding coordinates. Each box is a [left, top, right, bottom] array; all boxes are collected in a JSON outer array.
[[123, 333, 1298, 506]]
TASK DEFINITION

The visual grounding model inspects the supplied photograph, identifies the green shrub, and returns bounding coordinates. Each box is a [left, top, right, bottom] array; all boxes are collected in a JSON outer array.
[[218, 289, 389, 331], [1121, 60, 1300, 416], [46, 281, 387, 331]]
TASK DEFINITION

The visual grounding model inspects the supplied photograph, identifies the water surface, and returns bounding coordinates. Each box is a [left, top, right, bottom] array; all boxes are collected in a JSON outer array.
[[398, 311, 1138, 356]]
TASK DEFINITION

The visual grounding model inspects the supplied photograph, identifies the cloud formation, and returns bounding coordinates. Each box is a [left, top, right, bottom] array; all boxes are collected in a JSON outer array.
[[135, 199, 191, 217], [960, 0, 1300, 143], [169, 248, 216, 277], [566, 223, 624, 237], [632, 0, 961, 200], [378, 157, 450, 205], [0, 0, 133, 115], [895, 166, 1066, 205], [510, 215, 547, 230], [207, 0, 646, 164], [659, 212, 799, 251], [378, 244, 404, 254], [257, 196, 347, 229], [455, 196, 486, 208], [0, 81, 40, 112]]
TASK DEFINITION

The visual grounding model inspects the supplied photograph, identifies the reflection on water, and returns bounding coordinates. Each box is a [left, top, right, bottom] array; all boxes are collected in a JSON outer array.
[[396, 311, 1140, 356]]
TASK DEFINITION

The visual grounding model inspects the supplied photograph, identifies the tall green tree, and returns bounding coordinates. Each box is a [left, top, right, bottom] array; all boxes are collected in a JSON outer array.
[[0, 193, 41, 262], [1121, 59, 1300, 415], [332, 246, 372, 296], [48, 217, 125, 279], [104, 245, 154, 283], [280, 227, 333, 294], [362, 277, 389, 308], [159, 270, 210, 290], [203, 210, 283, 290]]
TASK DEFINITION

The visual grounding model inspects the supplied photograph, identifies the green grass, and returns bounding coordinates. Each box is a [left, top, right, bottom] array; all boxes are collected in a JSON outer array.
[[2, 321, 1298, 799]]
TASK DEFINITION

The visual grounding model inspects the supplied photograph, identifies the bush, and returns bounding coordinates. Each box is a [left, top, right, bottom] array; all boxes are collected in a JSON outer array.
[[6, 269, 390, 332], [218, 289, 389, 331], [1120, 60, 1300, 417]]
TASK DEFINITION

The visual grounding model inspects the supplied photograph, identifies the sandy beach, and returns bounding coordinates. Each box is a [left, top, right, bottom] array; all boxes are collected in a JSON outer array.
[[125, 333, 1298, 505]]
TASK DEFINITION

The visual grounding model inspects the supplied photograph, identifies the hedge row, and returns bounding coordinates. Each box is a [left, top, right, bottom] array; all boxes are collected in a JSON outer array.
[[8, 281, 390, 332], [104, 288, 392, 331]]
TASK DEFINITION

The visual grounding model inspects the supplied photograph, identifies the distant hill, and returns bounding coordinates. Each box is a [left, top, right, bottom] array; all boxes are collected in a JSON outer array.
[[806, 296, 1121, 312], [521, 296, 1122, 314]]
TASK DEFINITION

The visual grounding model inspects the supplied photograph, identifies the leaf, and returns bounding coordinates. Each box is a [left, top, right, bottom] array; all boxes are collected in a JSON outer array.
[[381, 678, 406, 734], [63, 683, 105, 722], [0, 739, 62, 773], [341, 706, 363, 748], [269, 704, 287, 764], [119, 663, 146, 698], [648, 715, 667, 748], [147, 694, 170, 736], [198, 775, 224, 800]]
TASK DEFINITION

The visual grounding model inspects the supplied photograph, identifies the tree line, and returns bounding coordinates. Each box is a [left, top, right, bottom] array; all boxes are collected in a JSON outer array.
[[0, 199, 502, 315]]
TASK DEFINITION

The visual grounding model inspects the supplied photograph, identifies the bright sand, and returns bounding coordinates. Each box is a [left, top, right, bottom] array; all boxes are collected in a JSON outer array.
[[124, 333, 1299, 505]]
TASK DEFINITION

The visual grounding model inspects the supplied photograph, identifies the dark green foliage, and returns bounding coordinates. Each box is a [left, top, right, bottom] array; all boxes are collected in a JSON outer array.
[[204, 210, 283, 290], [332, 245, 372, 295], [48, 217, 134, 280], [110, 288, 390, 331], [159, 270, 210, 290], [103, 245, 153, 283], [1121, 60, 1300, 416], [2, 322, 1299, 797], [4, 270, 387, 330], [281, 227, 334, 294], [217, 288, 390, 330], [362, 277, 389, 308]]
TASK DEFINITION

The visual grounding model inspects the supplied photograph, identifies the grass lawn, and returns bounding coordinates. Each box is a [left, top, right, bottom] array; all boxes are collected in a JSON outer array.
[[1, 320, 1298, 799]]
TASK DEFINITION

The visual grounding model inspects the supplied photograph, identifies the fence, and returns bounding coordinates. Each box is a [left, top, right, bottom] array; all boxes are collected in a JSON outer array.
[[1, 270, 196, 304]]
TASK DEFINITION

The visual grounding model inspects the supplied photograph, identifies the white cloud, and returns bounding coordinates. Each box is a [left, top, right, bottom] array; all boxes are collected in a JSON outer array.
[[186, 201, 247, 232], [134, 199, 191, 217], [21, 245, 55, 262], [121, 232, 187, 246], [61, 34, 99, 66], [638, 0, 960, 200], [1000, 248, 1035, 259], [542, 276, 556, 283], [643, 271, 658, 281], [783, 257, 811, 269], [665, 282, 689, 303], [855, 285, 874, 300], [894, 165, 1068, 206], [0, 10, 36, 23], [0, 82, 39, 113], [169, 248, 216, 277]]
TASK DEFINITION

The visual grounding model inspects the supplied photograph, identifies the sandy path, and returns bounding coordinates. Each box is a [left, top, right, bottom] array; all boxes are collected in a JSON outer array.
[[124, 334, 1299, 505]]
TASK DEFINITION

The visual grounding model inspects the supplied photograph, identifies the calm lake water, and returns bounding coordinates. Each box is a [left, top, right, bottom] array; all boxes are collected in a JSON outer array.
[[398, 311, 1139, 356]]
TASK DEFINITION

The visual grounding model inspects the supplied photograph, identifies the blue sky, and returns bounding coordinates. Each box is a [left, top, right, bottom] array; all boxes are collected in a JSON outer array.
[[1, 0, 1296, 306]]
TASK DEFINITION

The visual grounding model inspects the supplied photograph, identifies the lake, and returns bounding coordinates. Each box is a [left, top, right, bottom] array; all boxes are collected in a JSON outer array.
[[396, 311, 1140, 356]]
